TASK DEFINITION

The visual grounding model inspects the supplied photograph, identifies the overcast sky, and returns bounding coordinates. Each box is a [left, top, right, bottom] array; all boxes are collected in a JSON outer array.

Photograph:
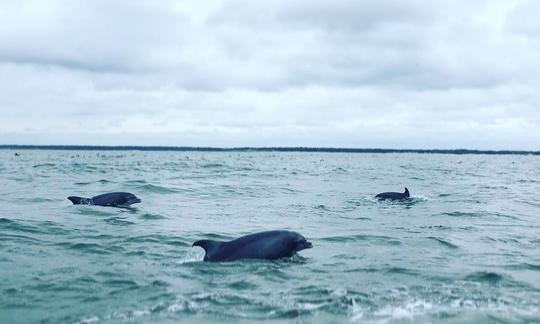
[[1, 0, 539, 149]]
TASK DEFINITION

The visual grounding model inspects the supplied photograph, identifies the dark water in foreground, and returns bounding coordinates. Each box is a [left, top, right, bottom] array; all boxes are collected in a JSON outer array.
[[1, 150, 539, 323]]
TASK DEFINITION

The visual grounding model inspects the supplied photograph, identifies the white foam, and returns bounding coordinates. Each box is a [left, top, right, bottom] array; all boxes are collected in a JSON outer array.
[[412, 195, 431, 202], [374, 300, 434, 319], [75, 316, 99, 324], [131, 309, 151, 317], [176, 249, 204, 264], [298, 302, 325, 311], [349, 298, 364, 322], [331, 287, 348, 297], [167, 296, 202, 313]]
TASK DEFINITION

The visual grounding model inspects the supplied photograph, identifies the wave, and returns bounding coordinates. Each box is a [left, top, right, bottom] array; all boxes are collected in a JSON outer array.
[[0, 233, 44, 245], [194, 233, 232, 241], [517, 179, 540, 183], [443, 211, 482, 218], [124, 234, 190, 247], [139, 213, 166, 220], [320, 234, 401, 245], [103, 279, 139, 289], [427, 236, 459, 249], [103, 217, 136, 226], [136, 184, 178, 194], [55, 242, 115, 255], [384, 267, 420, 276], [503, 263, 540, 271], [0, 218, 69, 236], [98, 178, 113, 184], [176, 250, 204, 264], [71, 207, 116, 217], [314, 204, 331, 211], [464, 271, 506, 284], [32, 163, 55, 168], [65, 282, 540, 323], [0, 218, 16, 225], [442, 211, 522, 221], [201, 163, 227, 169], [17, 197, 57, 203], [70, 162, 98, 169], [124, 179, 147, 184], [74, 179, 115, 185]]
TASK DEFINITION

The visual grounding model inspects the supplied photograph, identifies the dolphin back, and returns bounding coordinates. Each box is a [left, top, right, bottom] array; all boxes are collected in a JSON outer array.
[[375, 187, 410, 200], [91, 192, 130, 207]]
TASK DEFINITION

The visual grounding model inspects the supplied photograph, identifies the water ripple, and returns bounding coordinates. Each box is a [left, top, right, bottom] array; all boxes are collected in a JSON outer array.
[[427, 236, 459, 249]]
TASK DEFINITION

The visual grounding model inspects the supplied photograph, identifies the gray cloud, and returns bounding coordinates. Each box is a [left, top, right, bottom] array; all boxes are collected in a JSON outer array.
[[0, 0, 539, 149]]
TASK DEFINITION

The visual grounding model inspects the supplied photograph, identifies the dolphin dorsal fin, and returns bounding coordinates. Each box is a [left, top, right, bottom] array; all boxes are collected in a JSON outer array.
[[68, 196, 91, 205], [404, 187, 410, 197], [193, 240, 222, 261]]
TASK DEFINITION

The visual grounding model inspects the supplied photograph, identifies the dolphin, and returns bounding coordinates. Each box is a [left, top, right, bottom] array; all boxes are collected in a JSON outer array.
[[193, 230, 313, 262], [68, 192, 141, 208], [375, 187, 410, 200]]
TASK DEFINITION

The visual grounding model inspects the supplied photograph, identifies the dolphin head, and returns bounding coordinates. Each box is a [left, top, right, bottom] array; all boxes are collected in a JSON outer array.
[[289, 232, 313, 252], [116, 193, 141, 207], [125, 193, 142, 205]]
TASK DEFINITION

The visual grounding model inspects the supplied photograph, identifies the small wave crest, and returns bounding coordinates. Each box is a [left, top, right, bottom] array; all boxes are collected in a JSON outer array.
[[427, 236, 459, 249], [504, 263, 540, 271], [17, 197, 57, 203], [464, 271, 506, 284], [103, 217, 136, 226], [136, 184, 178, 194], [139, 213, 166, 220], [443, 211, 482, 218], [32, 163, 55, 168], [320, 234, 401, 245], [71, 207, 116, 217], [176, 250, 204, 264], [55, 242, 120, 255], [124, 234, 190, 247]]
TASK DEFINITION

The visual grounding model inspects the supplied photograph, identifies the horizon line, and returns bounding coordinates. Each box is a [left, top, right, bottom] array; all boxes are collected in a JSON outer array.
[[0, 144, 539, 155]]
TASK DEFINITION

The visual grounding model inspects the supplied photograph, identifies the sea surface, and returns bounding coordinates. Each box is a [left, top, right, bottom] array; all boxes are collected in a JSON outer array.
[[1, 150, 539, 323]]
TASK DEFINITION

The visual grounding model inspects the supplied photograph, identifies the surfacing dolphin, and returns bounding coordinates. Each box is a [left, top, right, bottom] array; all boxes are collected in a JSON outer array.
[[375, 187, 410, 201], [193, 230, 313, 262], [68, 192, 141, 208]]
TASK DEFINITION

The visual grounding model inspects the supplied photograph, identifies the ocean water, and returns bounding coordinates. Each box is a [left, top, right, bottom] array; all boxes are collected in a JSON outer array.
[[1, 150, 539, 323]]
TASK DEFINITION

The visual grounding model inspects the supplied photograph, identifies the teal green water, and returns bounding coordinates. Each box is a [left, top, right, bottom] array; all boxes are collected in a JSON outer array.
[[1, 150, 539, 323]]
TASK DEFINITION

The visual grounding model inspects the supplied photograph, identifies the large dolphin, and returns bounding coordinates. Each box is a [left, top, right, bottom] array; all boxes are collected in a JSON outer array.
[[375, 187, 410, 201], [68, 192, 141, 208], [193, 230, 313, 262]]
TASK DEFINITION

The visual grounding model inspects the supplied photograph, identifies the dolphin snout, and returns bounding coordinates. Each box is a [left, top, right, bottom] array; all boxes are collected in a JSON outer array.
[[304, 241, 313, 249]]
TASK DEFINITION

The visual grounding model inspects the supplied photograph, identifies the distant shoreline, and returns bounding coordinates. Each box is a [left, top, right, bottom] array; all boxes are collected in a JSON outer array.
[[1, 145, 538, 155]]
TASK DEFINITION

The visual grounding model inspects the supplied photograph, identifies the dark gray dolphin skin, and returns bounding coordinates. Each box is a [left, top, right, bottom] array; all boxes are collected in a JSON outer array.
[[193, 230, 313, 262], [375, 187, 410, 200], [68, 192, 141, 208]]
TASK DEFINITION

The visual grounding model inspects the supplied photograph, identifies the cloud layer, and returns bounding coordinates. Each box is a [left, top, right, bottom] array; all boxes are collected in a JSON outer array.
[[1, 0, 539, 149]]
